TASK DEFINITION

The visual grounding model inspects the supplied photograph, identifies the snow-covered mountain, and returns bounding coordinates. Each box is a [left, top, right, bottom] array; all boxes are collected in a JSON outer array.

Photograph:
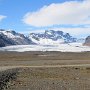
[[0, 29, 77, 47], [0, 29, 90, 52], [29, 30, 77, 45], [0, 29, 34, 47]]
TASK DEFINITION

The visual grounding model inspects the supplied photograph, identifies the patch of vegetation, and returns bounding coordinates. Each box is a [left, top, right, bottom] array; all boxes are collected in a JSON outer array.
[[0, 68, 20, 90]]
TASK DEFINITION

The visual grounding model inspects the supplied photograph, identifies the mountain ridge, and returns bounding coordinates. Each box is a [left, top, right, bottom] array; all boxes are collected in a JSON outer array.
[[0, 29, 35, 47], [28, 30, 77, 45], [0, 29, 86, 47]]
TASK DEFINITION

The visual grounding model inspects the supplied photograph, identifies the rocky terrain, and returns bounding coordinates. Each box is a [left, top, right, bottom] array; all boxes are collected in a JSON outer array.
[[0, 66, 90, 90], [0, 51, 90, 90], [84, 36, 90, 46], [0, 68, 20, 90]]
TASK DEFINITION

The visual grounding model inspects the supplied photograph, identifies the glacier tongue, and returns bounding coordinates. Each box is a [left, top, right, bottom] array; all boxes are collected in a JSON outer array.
[[0, 43, 90, 52]]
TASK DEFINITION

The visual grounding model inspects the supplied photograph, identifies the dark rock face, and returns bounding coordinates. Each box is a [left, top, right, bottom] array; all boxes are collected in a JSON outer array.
[[0, 33, 15, 47], [29, 30, 77, 43], [83, 36, 90, 46]]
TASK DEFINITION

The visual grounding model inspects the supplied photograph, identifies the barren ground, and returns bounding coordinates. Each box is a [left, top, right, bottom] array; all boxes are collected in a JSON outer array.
[[0, 51, 90, 90]]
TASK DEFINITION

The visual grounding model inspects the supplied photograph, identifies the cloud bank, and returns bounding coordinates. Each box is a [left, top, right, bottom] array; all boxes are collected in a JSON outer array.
[[0, 15, 7, 22], [23, 0, 90, 27]]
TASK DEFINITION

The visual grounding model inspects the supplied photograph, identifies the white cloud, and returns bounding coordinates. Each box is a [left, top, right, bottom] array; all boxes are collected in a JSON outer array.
[[0, 15, 7, 22], [24, 27, 90, 38], [23, 0, 90, 27]]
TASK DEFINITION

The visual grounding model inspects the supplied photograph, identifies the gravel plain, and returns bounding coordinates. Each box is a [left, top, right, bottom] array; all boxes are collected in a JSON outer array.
[[0, 51, 90, 90]]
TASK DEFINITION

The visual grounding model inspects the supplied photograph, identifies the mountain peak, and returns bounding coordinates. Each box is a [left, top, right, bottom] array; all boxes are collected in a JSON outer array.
[[29, 30, 77, 45]]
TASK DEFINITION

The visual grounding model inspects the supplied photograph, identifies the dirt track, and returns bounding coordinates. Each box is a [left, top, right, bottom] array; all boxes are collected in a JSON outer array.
[[0, 64, 90, 71]]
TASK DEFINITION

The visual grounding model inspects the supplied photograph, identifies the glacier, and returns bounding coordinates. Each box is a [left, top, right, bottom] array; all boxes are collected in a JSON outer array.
[[0, 43, 90, 52]]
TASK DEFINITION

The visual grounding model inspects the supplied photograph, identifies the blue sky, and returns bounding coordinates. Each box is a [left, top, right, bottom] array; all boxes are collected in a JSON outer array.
[[0, 0, 90, 38]]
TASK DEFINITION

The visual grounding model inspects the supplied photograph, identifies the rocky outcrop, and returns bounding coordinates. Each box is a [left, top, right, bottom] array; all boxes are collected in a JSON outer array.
[[83, 36, 90, 46]]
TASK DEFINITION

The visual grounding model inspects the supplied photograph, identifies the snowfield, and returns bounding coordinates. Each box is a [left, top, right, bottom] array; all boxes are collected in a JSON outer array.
[[0, 43, 90, 52]]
